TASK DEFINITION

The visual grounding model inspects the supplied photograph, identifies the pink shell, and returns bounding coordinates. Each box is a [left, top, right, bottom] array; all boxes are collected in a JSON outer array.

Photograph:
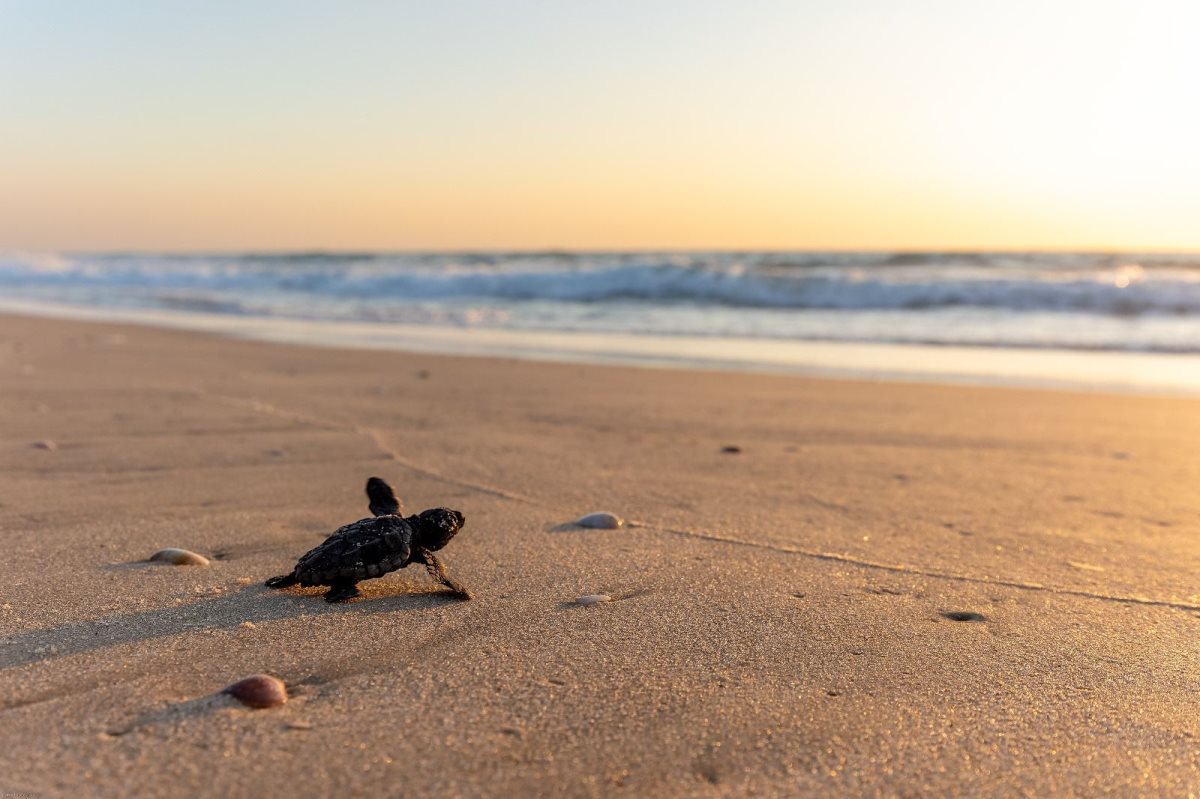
[[223, 674, 288, 709]]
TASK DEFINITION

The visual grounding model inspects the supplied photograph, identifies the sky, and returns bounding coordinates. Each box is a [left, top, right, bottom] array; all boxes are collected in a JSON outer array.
[[2, 0, 1199, 252]]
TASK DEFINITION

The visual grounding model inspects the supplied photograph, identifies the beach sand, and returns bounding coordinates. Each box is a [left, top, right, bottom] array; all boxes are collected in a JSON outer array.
[[1, 312, 1198, 797]]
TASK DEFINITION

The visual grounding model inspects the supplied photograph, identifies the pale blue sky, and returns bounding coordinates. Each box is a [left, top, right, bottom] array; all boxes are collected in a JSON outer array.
[[2, 1, 1198, 250]]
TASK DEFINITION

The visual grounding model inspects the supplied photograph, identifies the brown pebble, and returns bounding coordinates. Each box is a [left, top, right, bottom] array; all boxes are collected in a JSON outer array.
[[30, 440, 57, 451], [148, 548, 210, 566], [223, 674, 288, 708], [720, 445, 742, 453]]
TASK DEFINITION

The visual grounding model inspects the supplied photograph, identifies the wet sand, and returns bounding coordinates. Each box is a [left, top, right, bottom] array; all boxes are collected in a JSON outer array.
[[1, 312, 1198, 797]]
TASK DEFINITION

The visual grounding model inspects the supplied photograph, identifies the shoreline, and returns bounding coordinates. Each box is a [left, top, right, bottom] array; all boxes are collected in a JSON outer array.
[[3, 298, 1199, 397]]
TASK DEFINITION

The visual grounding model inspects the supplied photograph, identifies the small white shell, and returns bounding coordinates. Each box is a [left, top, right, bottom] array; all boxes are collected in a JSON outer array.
[[576, 512, 623, 529], [148, 548, 210, 566], [576, 594, 612, 606]]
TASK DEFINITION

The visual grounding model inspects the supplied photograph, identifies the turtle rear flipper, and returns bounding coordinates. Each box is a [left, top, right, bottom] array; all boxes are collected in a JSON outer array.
[[366, 477, 402, 516], [324, 580, 362, 602], [265, 572, 298, 589]]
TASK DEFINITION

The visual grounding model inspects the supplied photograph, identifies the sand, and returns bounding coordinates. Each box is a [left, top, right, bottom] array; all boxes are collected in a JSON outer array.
[[1, 312, 1198, 797]]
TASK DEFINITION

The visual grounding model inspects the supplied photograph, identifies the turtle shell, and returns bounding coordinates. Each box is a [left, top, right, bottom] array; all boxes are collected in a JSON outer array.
[[294, 515, 415, 586]]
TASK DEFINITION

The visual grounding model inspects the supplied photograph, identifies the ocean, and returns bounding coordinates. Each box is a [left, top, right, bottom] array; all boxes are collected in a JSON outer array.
[[3, 250, 1200, 392]]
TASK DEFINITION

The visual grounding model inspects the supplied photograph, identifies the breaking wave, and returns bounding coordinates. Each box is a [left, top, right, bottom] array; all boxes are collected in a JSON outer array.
[[2, 250, 1200, 352], [2, 251, 1200, 315]]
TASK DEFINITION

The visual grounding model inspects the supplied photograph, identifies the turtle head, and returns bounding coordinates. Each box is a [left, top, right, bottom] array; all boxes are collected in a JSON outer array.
[[415, 508, 465, 551]]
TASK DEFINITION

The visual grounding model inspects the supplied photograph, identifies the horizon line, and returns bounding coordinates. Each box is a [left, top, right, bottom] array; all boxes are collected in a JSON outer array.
[[8, 246, 1200, 258]]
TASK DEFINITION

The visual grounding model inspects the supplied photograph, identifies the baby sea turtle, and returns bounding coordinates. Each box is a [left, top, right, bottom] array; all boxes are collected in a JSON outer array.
[[265, 477, 471, 602]]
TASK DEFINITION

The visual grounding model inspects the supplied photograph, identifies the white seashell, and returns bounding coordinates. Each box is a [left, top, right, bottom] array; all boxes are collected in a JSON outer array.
[[576, 594, 612, 606], [576, 512, 623, 529], [223, 674, 288, 708], [148, 548, 210, 566]]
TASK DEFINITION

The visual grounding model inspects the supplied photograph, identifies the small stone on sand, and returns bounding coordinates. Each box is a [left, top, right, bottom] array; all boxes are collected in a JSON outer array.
[[576, 594, 612, 606], [940, 610, 987, 622], [148, 548, 210, 566], [576, 512, 623, 529], [223, 674, 288, 709], [30, 440, 57, 451], [720, 445, 742, 453]]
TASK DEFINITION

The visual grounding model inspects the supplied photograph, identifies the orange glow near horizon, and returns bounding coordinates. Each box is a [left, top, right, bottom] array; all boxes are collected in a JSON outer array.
[[3, 1, 1200, 252]]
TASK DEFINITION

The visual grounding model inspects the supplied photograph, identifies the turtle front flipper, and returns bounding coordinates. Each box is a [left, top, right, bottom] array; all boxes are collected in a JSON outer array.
[[265, 572, 298, 589], [324, 579, 362, 603], [366, 477, 402, 517], [419, 550, 472, 600]]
